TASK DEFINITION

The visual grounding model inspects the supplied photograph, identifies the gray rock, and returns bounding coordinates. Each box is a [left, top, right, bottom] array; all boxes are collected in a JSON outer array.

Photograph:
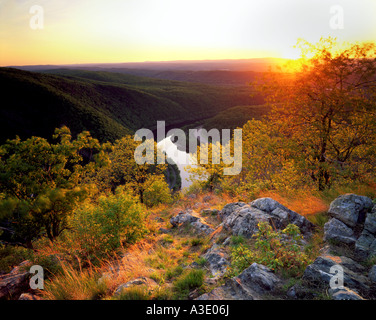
[[170, 210, 199, 227], [196, 277, 258, 300], [364, 207, 376, 234], [250, 198, 315, 234], [221, 198, 315, 239], [355, 229, 376, 259], [219, 202, 247, 221], [303, 254, 370, 295], [329, 287, 365, 300], [0, 261, 31, 300], [328, 194, 373, 228], [202, 244, 229, 278], [237, 263, 281, 294], [222, 205, 271, 238], [368, 265, 376, 284], [196, 263, 281, 300], [114, 277, 158, 296], [324, 218, 357, 245], [170, 210, 214, 235], [201, 208, 220, 216]]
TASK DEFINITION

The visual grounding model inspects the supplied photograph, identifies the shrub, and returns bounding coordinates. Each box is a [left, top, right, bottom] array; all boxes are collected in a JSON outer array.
[[190, 238, 204, 247], [165, 265, 184, 280], [143, 176, 173, 207], [230, 235, 246, 246], [69, 188, 148, 263], [229, 222, 312, 278], [173, 269, 204, 299], [0, 244, 31, 273]]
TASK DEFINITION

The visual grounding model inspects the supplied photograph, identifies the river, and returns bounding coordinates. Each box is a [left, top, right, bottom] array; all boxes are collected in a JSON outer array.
[[157, 134, 199, 190]]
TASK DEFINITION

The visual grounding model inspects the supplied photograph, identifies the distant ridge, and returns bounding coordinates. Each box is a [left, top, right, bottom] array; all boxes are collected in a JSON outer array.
[[9, 57, 287, 73]]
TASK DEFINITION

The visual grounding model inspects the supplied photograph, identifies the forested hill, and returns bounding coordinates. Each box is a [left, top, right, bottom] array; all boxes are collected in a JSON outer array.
[[0, 67, 262, 144]]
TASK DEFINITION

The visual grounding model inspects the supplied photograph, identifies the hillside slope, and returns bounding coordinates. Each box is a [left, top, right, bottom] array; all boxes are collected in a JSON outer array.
[[0, 68, 261, 143]]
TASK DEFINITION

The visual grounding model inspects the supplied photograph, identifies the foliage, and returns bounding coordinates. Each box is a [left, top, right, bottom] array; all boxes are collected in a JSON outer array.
[[0, 244, 31, 273], [94, 136, 167, 203], [173, 269, 205, 299], [229, 222, 312, 277], [202, 104, 271, 131], [187, 135, 242, 192], [253, 38, 376, 191], [143, 175, 173, 207], [0, 127, 110, 248], [68, 188, 148, 263]]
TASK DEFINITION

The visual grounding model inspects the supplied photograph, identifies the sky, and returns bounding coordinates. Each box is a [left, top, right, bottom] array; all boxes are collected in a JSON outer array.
[[0, 0, 376, 66]]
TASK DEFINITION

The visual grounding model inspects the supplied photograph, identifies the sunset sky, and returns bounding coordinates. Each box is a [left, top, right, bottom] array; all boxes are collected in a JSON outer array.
[[1, 0, 376, 66]]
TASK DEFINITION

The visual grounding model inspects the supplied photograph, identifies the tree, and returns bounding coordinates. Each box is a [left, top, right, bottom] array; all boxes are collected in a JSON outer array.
[[95, 136, 167, 203], [0, 127, 109, 248], [256, 38, 376, 190]]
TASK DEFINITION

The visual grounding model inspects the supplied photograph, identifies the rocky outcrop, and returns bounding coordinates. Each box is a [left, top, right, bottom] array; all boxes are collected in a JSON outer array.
[[0, 261, 31, 300], [324, 218, 357, 245], [328, 194, 373, 228], [170, 210, 214, 235], [324, 194, 376, 260], [201, 244, 229, 279], [196, 263, 281, 300], [305, 194, 376, 299], [302, 254, 370, 298], [221, 198, 315, 238]]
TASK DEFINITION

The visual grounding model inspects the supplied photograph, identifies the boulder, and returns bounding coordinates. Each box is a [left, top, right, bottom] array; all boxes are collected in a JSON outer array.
[[328, 194, 373, 228], [222, 205, 270, 238], [355, 230, 376, 260], [196, 263, 281, 300], [114, 277, 158, 296], [221, 198, 315, 238], [303, 254, 370, 297], [0, 261, 31, 300], [354, 207, 376, 259], [170, 210, 214, 235], [323, 218, 357, 245], [201, 244, 229, 278], [324, 194, 376, 260], [219, 202, 247, 221], [251, 198, 316, 235], [237, 263, 281, 294], [368, 265, 376, 284]]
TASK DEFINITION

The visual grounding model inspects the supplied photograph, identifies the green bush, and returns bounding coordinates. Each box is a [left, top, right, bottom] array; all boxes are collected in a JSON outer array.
[[69, 188, 148, 262], [229, 222, 312, 278], [0, 244, 31, 273], [143, 176, 173, 207], [173, 269, 204, 299]]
